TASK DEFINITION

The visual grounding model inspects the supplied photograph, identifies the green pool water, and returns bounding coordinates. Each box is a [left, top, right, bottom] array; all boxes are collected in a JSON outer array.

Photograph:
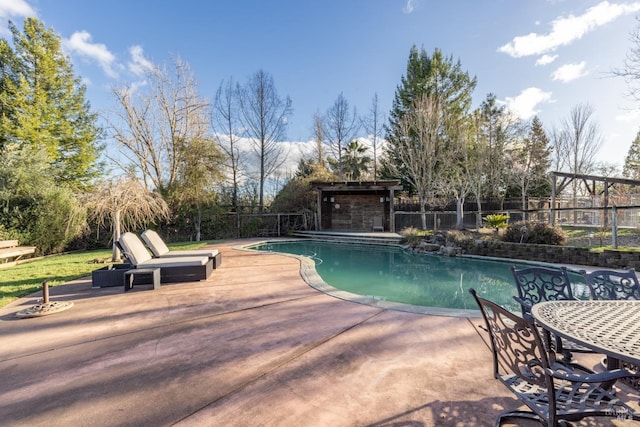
[[249, 240, 589, 313]]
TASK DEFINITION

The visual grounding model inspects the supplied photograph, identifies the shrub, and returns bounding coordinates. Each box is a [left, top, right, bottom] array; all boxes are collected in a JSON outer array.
[[445, 230, 478, 251], [399, 227, 431, 246], [502, 221, 567, 246]]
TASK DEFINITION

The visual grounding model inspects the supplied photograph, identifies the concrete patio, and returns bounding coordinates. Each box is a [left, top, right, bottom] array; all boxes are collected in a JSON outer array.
[[0, 239, 638, 426]]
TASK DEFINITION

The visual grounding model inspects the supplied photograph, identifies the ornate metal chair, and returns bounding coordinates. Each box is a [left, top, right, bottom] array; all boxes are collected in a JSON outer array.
[[584, 268, 640, 301], [583, 268, 640, 390], [469, 288, 640, 426], [510, 265, 593, 362]]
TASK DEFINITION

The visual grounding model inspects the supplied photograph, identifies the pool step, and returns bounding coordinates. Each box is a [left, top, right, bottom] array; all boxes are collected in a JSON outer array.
[[290, 231, 403, 245]]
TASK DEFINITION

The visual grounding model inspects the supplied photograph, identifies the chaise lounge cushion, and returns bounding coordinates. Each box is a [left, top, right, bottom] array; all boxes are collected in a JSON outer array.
[[137, 256, 210, 268], [118, 232, 213, 283], [141, 229, 221, 268]]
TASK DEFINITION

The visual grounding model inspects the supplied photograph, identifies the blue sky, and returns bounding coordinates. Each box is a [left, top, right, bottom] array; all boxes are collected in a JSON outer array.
[[3, 0, 640, 172]]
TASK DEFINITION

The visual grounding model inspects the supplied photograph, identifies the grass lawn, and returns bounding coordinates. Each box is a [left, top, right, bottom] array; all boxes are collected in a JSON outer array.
[[0, 241, 216, 309], [561, 226, 640, 252]]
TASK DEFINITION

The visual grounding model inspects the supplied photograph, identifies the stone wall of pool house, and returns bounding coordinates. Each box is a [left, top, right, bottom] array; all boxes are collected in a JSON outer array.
[[330, 194, 385, 231], [311, 180, 403, 232], [462, 240, 640, 270]]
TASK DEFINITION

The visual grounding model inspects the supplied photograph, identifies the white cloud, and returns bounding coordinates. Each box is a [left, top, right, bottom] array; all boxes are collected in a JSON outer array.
[[503, 87, 554, 120], [0, 0, 36, 35], [0, 0, 35, 18], [63, 31, 118, 78], [498, 1, 640, 57], [128, 45, 155, 76], [551, 61, 588, 82], [616, 109, 640, 121], [536, 54, 558, 66], [403, 0, 416, 14], [129, 80, 148, 94]]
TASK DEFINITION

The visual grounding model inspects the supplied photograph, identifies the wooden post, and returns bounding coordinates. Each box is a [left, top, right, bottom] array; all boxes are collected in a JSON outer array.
[[551, 174, 557, 225], [604, 181, 609, 228], [112, 209, 122, 262], [612, 205, 618, 249], [316, 190, 322, 230], [42, 280, 49, 304]]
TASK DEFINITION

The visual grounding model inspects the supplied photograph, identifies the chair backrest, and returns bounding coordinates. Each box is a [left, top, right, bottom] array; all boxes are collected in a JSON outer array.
[[584, 269, 640, 300], [469, 289, 551, 392], [118, 232, 152, 266], [372, 216, 383, 231], [141, 230, 170, 257], [511, 266, 574, 316]]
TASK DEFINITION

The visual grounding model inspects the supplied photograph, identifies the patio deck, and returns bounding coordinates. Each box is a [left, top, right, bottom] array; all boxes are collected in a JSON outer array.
[[0, 238, 638, 426]]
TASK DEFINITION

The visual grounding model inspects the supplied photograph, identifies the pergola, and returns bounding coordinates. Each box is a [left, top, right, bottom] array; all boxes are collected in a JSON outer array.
[[550, 171, 640, 227]]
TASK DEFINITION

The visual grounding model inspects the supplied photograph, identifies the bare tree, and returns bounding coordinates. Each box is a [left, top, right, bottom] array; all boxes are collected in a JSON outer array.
[[87, 176, 170, 261], [212, 78, 245, 212], [462, 111, 489, 228], [238, 69, 292, 211], [324, 93, 359, 180], [109, 57, 213, 193], [552, 103, 603, 221], [362, 93, 385, 180], [548, 127, 568, 176], [554, 103, 603, 176], [389, 94, 442, 229], [312, 111, 325, 167], [613, 17, 640, 101], [443, 141, 470, 230]]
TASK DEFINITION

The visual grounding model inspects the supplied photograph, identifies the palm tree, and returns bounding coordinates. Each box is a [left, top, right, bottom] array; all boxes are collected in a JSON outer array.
[[342, 139, 371, 181]]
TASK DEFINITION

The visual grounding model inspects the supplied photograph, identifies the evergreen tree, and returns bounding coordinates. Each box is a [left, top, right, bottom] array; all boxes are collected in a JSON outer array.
[[381, 46, 476, 195], [0, 18, 102, 188], [509, 116, 552, 210], [0, 141, 85, 253], [0, 18, 101, 253], [623, 129, 640, 179], [526, 116, 552, 196], [477, 93, 512, 206], [0, 39, 18, 151]]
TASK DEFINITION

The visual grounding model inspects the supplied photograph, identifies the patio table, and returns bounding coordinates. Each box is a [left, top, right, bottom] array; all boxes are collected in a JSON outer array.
[[531, 300, 640, 366]]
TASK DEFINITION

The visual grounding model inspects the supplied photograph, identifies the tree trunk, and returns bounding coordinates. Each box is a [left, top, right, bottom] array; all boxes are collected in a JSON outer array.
[[419, 197, 427, 230], [475, 194, 483, 228], [194, 205, 202, 241], [456, 196, 465, 229], [112, 210, 122, 262]]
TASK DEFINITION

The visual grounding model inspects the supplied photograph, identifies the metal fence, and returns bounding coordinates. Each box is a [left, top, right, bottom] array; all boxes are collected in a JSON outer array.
[[212, 212, 312, 239], [393, 206, 640, 232], [187, 200, 640, 240], [218, 206, 640, 237]]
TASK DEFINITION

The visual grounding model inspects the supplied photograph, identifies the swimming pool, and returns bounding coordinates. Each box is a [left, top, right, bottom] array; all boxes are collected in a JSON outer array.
[[247, 239, 589, 316]]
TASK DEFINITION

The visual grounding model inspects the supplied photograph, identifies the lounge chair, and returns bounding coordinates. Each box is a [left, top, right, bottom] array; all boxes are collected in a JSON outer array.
[[118, 232, 213, 283], [141, 229, 222, 268], [372, 216, 384, 232]]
